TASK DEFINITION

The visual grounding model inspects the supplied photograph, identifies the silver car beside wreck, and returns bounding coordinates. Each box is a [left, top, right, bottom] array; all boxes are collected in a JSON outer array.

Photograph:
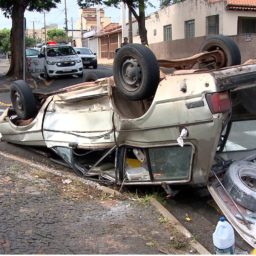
[[1, 35, 256, 247]]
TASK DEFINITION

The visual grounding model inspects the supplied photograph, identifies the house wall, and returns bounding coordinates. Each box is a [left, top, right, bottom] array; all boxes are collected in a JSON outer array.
[[88, 38, 98, 53], [149, 34, 256, 63], [146, 0, 256, 44]]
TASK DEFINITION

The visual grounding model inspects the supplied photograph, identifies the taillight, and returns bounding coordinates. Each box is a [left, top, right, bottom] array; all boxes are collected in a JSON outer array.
[[206, 92, 231, 114]]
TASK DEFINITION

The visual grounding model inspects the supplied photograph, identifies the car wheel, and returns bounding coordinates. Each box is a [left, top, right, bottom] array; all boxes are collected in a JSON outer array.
[[223, 160, 256, 212], [199, 35, 241, 68], [44, 67, 50, 80], [78, 72, 83, 78], [84, 70, 113, 82], [113, 44, 160, 101], [10, 80, 37, 120], [93, 64, 98, 69]]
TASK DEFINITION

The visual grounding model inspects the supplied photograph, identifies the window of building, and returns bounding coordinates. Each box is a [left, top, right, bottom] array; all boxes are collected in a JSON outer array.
[[153, 29, 157, 36], [163, 24, 172, 41], [185, 19, 195, 39], [238, 17, 256, 34], [206, 15, 219, 35]]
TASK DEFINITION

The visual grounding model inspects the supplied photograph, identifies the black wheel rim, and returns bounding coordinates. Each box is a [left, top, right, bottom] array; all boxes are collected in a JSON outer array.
[[121, 58, 142, 92], [241, 173, 256, 192]]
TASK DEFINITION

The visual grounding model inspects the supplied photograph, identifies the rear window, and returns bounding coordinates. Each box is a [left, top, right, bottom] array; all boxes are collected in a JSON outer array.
[[223, 120, 256, 151], [26, 48, 39, 56], [76, 48, 93, 55]]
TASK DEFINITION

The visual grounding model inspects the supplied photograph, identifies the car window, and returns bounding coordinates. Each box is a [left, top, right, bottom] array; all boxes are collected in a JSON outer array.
[[123, 145, 193, 182], [26, 48, 39, 56], [46, 46, 76, 57], [148, 145, 192, 180], [76, 48, 93, 55], [223, 120, 256, 151]]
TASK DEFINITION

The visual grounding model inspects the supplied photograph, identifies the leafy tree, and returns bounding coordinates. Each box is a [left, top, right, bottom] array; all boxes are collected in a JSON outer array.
[[77, 0, 154, 45], [0, 0, 61, 78], [0, 28, 11, 54], [160, 0, 184, 7], [47, 28, 67, 42], [25, 36, 37, 48]]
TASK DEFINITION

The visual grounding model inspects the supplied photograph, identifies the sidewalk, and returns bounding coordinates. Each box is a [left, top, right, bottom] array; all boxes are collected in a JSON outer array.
[[0, 142, 209, 254]]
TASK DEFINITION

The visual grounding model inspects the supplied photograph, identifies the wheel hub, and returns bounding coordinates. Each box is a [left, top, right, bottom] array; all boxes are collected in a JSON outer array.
[[122, 58, 142, 91], [14, 92, 23, 111]]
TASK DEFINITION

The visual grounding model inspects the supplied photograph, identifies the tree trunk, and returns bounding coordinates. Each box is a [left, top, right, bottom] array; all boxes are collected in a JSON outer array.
[[6, 2, 26, 79], [137, 15, 148, 45], [127, 0, 148, 45], [138, 0, 148, 45]]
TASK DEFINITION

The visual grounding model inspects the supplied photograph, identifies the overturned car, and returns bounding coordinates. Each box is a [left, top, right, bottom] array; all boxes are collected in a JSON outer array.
[[1, 35, 256, 247]]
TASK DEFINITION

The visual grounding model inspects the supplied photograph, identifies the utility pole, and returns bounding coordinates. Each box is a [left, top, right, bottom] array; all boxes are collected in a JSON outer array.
[[64, 0, 68, 35], [33, 21, 35, 39], [121, 2, 127, 43], [23, 17, 26, 80], [128, 9, 133, 43], [44, 12, 47, 43], [71, 17, 74, 42], [96, 6, 101, 57], [80, 12, 83, 46]]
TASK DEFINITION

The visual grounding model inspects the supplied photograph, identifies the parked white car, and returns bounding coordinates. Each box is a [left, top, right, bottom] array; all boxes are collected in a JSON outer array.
[[38, 43, 83, 79]]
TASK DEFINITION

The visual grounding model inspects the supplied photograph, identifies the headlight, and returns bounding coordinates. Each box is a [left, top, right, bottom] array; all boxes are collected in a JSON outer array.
[[47, 60, 55, 65], [76, 59, 82, 63]]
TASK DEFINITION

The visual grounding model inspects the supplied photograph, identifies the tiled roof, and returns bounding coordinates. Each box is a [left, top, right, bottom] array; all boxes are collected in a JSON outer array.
[[226, 0, 256, 10], [98, 23, 121, 37]]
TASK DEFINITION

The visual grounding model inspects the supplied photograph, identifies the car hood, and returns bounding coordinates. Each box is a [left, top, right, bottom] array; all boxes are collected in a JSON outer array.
[[78, 54, 95, 58]]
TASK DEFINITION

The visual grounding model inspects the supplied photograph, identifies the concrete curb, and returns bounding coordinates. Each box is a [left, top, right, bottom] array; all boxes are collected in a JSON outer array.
[[150, 198, 211, 255], [0, 150, 121, 197]]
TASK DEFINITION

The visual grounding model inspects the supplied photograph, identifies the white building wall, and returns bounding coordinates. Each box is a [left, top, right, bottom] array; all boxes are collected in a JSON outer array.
[[146, 0, 256, 44]]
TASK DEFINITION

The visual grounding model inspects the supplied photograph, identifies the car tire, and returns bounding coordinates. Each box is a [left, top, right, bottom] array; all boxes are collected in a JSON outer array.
[[10, 80, 37, 120], [84, 70, 113, 82], [113, 44, 160, 101], [78, 72, 83, 78], [44, 67, 50, 80], [223, 160, 256, 212], [199, 35, 241, 68], [93, 64, 98, 69]]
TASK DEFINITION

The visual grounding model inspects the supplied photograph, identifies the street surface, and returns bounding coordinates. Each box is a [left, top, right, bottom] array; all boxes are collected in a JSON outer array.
[[0, 142, 195, 254], [0, 59, 253, 253]]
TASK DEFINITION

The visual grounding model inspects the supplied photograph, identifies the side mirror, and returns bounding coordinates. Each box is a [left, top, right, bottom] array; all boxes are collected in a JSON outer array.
[[38, 53, 45, 58], [94, 53, 96, 55], [76, 51, 80, 54]]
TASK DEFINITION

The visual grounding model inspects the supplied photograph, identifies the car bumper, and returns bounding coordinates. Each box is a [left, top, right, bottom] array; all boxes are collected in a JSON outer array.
[[82, 58, 97, 67], [47, 65, 83, 77]]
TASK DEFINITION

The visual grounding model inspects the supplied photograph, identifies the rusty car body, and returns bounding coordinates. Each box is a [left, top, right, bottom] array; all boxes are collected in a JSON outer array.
[[1, 35, 256, 247]]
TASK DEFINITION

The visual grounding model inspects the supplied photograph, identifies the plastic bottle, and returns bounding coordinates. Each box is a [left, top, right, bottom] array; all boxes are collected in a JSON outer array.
[[213, 216, 235, 254]]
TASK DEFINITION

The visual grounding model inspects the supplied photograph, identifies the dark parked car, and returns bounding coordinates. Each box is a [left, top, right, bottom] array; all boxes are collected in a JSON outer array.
[[74, 47, 97, 69]]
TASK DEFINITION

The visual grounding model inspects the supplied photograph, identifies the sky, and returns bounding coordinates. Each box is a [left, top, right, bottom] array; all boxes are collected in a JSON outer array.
[[0, 0, 159, 30]]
